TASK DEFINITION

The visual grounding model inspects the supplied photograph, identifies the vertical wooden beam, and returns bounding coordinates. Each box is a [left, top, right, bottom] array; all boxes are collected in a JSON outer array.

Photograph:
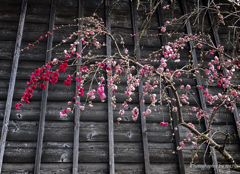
[[34, 0, 57, 173], [179, 0, 219, 173], [0, 0, 28, 173], [130, 0, 150, 173], [156, 4, 186, 174], [72, 1, 83, 173], [105, 0, 115, 173], [206, 6, 240, 141]]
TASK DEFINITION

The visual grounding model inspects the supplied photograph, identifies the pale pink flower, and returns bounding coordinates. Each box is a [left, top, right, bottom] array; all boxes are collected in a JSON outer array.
[[231, 90, 237, 96], [97, 84, 106, 101], [161, 26, 166, 32], [172, 107, 177, 112], [119, 109, 125, 115], [180, 141, 185, 146], [177, 146, 182, 150], [132, 107, 139, 121], [52, 58, 58, 65], [146, 109, 151, 115], [186, 84, 191, 89], [80, 105, 85, 110]]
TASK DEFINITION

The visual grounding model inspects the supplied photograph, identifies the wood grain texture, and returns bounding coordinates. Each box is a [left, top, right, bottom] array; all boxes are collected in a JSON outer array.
[[0, 121, 237, 144], [0, 0, 28, 173], [34, 0, 56, 173]]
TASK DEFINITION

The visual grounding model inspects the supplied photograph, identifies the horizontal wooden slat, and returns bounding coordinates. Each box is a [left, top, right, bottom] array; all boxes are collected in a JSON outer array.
[[1, 141, 193, 163], [0, 99, 235, 124]]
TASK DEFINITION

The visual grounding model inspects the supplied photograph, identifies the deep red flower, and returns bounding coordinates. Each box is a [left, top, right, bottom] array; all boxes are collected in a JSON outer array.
[[40, 83, 47, 90]]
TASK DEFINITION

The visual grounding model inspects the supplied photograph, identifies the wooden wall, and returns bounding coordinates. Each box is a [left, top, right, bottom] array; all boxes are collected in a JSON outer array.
[[0, 0, 239, 173]]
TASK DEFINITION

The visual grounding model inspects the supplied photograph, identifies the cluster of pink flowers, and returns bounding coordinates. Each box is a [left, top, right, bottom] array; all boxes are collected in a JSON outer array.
[[196, 109, 209, 119], [87, 89, 96, 99], [15, 14, 240, 159], [59, 61, 68, 72], [132, 107, 139, 121], [76, 76, 84, 97], [64, 75, 73, 86], [97, 84, 106, 101], [160, 122, 168, 127], [60, 109, 67, 118]]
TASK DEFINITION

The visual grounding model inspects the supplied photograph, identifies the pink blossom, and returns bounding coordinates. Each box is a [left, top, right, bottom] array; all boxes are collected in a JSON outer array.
[[80, 105, 85, 110], [124, 48, 128, 54], [117, 117, 122, 122], [122, 102, 128, 108], [231, 90, 237, 96], [172, 107, 177, 112], [192, 142, 197, 146], [40, 83, 47, 90], [52, 58, 58, 65], [161, 26, 166, 32], [180, 141, 185, 146], [188, 123, 195, 128], [97, 84, 106, 101], [146, 109, 151, 115], [119, 109, 125, 115], [98, 62, 105, 68], [186, 84, 191, 89], [160, 122, 168, 127], [177, 146, 182, 150], [132, 107, 139, 121], [192, 107, 197, 111]]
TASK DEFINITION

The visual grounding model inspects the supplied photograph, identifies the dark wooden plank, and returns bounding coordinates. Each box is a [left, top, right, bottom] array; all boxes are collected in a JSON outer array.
[[34, 0, 57, 173], [156, 3, 186, 174], [206, 5, 240, 142], [105, 0, 115, 173], [2, 163, 109, 174], [130, 0, 150, 173], [3, 141, 239, 164], [72, 1, 83, 173], [0, 121, 237, 143], [179, 0, 219, 173], [4, 101, 235, 123], [0, 0, 28, 173]]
